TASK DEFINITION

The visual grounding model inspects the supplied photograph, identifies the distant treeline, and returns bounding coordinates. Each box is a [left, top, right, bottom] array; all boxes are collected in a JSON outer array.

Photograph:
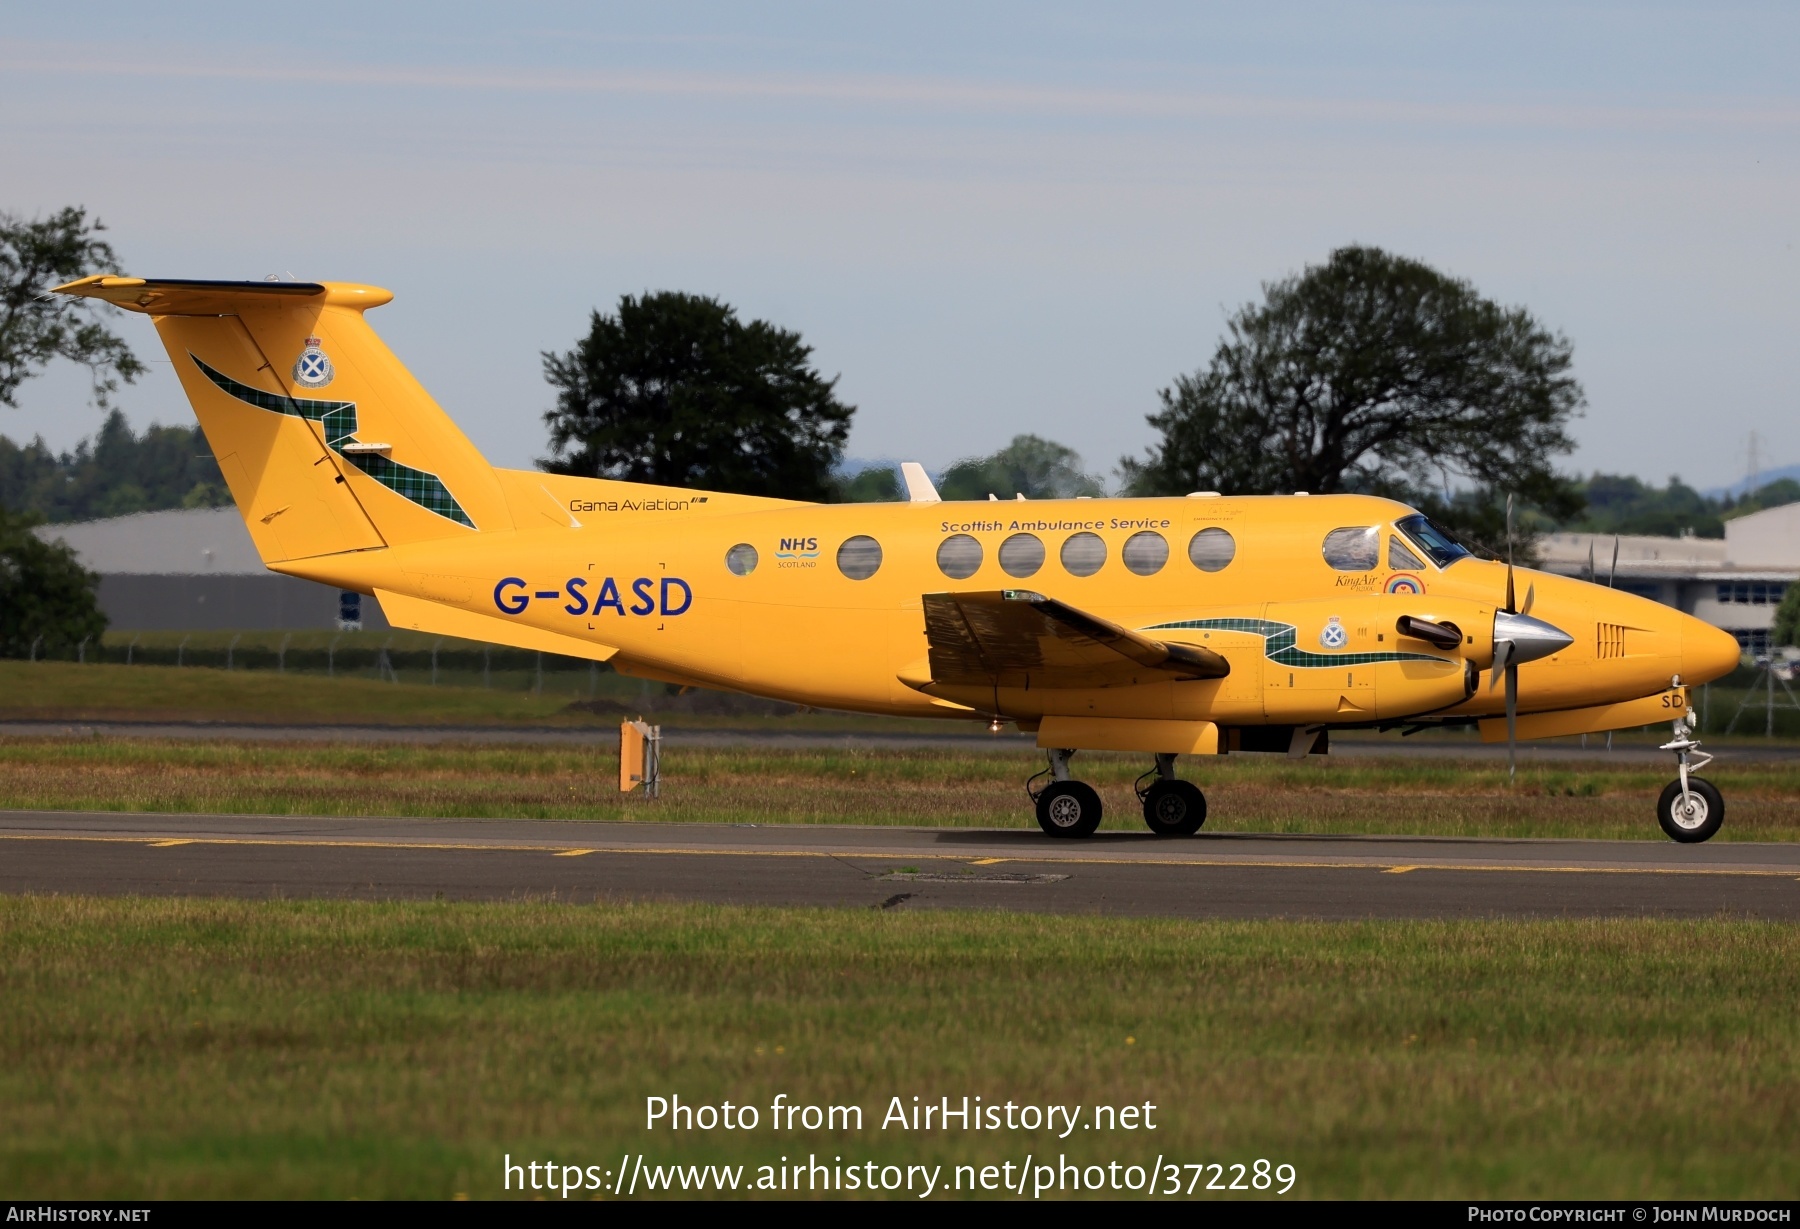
[[3, 411, 1797, 540], [1557, 474, 1800, 539], [0, 410, 229, 523]]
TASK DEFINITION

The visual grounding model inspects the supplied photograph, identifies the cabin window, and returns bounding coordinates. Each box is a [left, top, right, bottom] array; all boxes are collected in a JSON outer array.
[[1122, 530, 1169, 576], [999, 532, 1046, 578], [725, 543, 758, 576], [1187, 527, 1235, 573], [1060, 531, 1106, 577], [1387, 534, 1425, 572], [936, 534, 983, 580], [836, 535, 883, 581], [1322, 526, 1379, 572]]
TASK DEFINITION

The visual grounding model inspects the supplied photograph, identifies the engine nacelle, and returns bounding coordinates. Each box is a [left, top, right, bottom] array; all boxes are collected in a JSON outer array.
[[1239, 594, 1492, 723]]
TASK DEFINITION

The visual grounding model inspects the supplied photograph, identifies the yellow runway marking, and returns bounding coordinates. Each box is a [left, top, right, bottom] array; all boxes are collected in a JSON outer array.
[[969, 857, 1004, 866], [0, 834, 1793, 879], [1384, 866, 1419, 874], [553, 849, 596, 858]]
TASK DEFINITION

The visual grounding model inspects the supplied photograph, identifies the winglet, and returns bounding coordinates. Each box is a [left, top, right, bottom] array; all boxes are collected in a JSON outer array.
[[900, 462, 940, 503]]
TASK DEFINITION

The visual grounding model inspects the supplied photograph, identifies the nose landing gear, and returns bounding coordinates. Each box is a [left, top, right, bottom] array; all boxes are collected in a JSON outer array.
[[1658, 713, 1723, 843]]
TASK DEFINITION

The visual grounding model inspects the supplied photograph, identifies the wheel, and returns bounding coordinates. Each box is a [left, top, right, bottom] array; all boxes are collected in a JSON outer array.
[[1142, 779, 1206, 836], [1035, 781, 1103, 838], [1657, 776, 1724, 843]]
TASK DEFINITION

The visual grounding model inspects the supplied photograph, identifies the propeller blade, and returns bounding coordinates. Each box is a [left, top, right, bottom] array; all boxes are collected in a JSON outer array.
[[1608, 535, 1619, 589], [1521, 583, 1535, 616], [1506, 662, 1519, 783], [1488, 638, 1515, 691], [1504, 495, 1516, 612]]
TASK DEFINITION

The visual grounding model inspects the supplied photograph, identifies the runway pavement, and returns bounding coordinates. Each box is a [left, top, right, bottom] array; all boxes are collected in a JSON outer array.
[[3, 810, 1798, 920]]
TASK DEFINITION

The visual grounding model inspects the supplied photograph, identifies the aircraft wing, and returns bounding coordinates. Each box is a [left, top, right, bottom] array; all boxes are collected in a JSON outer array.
[[921, 590, 1230, 690]]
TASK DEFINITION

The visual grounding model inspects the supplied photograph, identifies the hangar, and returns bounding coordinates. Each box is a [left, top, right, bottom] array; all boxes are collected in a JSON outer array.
[[34, 507, 388, 632]]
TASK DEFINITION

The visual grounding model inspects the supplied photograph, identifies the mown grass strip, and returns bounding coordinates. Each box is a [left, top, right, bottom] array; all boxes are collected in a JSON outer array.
[[0, 896, 1794, 1200], [3, 735, 1799, 841]]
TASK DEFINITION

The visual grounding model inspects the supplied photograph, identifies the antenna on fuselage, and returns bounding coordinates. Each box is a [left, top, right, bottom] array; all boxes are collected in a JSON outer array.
[[900, 462, 940, 503]]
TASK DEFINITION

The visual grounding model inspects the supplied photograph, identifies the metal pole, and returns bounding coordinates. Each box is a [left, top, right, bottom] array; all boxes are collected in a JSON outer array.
[[278, 633, 290, 674], [177, 635, 189, 667], [1769, 662, 1777, 738], [127, 634, 139, 666], [226, 633, 240, 671]]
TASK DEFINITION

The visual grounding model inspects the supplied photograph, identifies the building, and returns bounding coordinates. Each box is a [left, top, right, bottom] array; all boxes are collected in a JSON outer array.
[[1538, 502, 1800, 655], [35, 507, 387, 632]]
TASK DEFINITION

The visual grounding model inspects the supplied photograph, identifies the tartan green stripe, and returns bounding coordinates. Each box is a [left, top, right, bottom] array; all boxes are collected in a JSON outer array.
[[192, 355, 474, 529], [1144, 617, 1444, 668]]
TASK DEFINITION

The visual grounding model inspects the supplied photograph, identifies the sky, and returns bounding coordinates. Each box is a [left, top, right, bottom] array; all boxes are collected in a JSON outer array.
[[3, 2, 1796, 490]]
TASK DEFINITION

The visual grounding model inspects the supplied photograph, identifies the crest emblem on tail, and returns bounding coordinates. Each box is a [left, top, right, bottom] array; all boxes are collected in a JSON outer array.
[[293, 336, 334, 388]]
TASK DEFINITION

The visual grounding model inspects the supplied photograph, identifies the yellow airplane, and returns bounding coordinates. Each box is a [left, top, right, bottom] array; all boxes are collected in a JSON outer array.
[[54, 276, 1746, 843]]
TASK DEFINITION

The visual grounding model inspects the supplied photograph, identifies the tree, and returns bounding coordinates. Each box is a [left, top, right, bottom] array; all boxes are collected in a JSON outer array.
[[540, 292, 854, 500], [0, 502, 106, 658], [1775, 583, 1800, 651], [939, 435, 1105, 501], [835, 464, 902, 502], [1122, 246, 1584, 551], [0, 411, 228, 522], [1, 207, 145, 410], [1563, 473, 1724, 538]]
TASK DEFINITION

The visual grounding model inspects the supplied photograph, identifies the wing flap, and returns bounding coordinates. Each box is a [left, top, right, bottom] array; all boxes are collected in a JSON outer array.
[[919, 590, 1230, 690]]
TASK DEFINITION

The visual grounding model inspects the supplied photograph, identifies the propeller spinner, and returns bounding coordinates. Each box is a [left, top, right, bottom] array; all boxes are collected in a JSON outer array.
[[1490, 495, 1574, 781]]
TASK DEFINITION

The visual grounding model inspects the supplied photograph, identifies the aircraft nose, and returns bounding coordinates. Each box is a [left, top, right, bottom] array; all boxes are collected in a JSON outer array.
[[1493, 609, 1575, 666], [1682, 618, 1743, 685]]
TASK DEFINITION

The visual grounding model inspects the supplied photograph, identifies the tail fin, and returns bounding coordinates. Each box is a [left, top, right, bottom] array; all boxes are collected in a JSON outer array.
[[52, 277, 512, 563]]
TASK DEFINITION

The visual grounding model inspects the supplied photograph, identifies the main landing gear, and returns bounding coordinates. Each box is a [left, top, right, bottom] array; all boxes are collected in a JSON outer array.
[[1658, 713, 1724, 843], [1027, 749, 1207, 838]]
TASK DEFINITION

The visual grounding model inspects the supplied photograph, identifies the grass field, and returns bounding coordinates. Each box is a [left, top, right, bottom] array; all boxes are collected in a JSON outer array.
[[0, 896, 1794, 1200], [0, 660, 950, 731], [9, 655, 1800, 738], [5, 735, 1800, 840]]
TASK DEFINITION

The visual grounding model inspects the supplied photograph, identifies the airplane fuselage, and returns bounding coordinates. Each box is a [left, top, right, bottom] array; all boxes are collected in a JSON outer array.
[[282, 487, 1741, 732]]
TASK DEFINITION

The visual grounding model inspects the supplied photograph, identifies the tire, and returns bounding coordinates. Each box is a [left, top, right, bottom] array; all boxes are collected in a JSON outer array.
[[1141, 779, 1206, 836], [1657, 776, 1724, 844], [1035, 781, 1103, 838]]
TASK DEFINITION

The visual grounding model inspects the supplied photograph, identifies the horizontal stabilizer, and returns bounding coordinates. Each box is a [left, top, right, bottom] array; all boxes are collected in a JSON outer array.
[[375, 589, 619, 664], [52, 276, 392, 316], [919, 589, 1230, 691]]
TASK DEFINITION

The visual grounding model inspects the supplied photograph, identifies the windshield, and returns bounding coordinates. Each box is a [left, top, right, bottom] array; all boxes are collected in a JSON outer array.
[[1394, 513, 1472, 569]]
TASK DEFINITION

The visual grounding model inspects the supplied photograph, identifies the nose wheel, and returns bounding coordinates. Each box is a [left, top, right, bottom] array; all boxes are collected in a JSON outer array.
[[1658, 710, 1724, 843]]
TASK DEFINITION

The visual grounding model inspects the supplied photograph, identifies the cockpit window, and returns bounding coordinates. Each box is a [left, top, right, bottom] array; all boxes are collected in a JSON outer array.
[[1322, 526, 1379, 572], [1388, 534, 1425, 572], [1394, 513, 1472, 569]]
